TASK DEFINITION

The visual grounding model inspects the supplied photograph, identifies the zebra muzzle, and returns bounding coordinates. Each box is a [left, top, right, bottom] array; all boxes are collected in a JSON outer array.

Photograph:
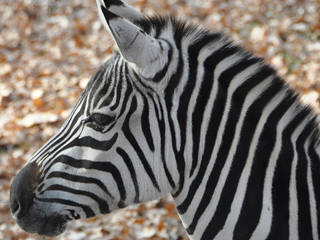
[[10, 162, 40, 219], [10, 162, 68, 236]]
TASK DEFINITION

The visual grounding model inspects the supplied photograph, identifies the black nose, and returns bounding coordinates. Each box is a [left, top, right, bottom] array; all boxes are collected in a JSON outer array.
[[10, 162, 41, 219]]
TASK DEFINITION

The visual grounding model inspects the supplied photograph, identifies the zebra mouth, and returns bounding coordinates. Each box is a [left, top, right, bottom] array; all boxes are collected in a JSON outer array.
[[37, 214, 68, 237]]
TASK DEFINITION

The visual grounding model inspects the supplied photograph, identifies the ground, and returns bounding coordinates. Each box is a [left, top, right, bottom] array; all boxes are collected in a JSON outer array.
[[0, 0, 319, 239]]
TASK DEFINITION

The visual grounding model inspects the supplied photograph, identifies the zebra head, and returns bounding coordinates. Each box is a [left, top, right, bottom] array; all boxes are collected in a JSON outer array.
[[10, 0, 178, 236]]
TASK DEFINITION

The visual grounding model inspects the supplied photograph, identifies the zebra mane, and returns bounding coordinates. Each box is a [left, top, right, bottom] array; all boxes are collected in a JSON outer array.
[[136, 15, 215, 42]]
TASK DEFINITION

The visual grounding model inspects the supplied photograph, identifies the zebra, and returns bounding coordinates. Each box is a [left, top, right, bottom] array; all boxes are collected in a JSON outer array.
[[9, 0, 320, 239]]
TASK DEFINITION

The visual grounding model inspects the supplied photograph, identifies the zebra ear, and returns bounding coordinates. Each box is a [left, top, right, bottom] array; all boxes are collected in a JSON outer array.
[[97, 1, 167, 78]]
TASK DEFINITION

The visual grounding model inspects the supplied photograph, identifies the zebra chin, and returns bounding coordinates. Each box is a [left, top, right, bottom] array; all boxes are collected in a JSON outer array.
[[15, 210, 68, 237]]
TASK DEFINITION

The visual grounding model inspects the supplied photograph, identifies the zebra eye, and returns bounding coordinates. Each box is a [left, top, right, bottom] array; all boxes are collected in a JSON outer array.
[[86, 113, 115, 131]]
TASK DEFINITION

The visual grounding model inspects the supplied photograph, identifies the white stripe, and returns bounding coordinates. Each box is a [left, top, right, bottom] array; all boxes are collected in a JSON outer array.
[[212, 78, 286, 239], [289, 117, 311, 240], [250, 100, 301, 239], [169, 36, 190, 152], [188, 64, 268, 238], [184, 39, 232, 176], [39, 190, 100, 215], [174, 49, 244, 207], [305, 136, 319, 239], [37, 170, 113, 203], [173, 38, 229, 205]]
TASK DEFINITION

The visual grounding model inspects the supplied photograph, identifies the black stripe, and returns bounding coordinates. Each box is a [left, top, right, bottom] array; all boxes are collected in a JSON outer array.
[[42, 120, 84, 171], [155, 94, 176, 188], [189, 33, 223, 177], [151, 40, 173, 83], [186, 55, 263, 233], [100, 81, 115, 107], [43, 184, 110, 213], [66, 133, 118, 151], [296, 120, 314, 239], [87, 65, 109, 115], [166, 28, 186, 198], [42, 132, 118, 175], [118, 64, 133, 117], [46, 171, 114, 199], [130, 81, 155, 153], [122, 96, 160, 191], [101, 60, 120, 107], [103, 0, 124, 8], [141, 96, 155, 152], [234, 87, 296, 239], [93, 63, 114, 108], [266, 106, 308, 239], [150, 92, 161, 120], [36, 197, 95, 218], [101, 5, 120, 21], [116, 148, 140, 203], [45, 155, 126, 202], [110, 62, 124, 111], [130, 75, 175, 187], [308, 139, 320, 237], [177, 44, 243, 213], [200, 77, 284, 239]]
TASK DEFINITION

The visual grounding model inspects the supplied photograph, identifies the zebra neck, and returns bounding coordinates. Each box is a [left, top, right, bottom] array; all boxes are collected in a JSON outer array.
[[165, 41, 320, 238]]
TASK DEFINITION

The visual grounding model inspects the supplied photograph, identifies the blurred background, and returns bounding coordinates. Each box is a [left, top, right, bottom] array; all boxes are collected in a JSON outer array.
[[0, 0, 319, 239]]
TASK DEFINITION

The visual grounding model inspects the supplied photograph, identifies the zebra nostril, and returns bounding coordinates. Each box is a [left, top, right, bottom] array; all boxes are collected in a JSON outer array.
[[11, 199, 20, 216]]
